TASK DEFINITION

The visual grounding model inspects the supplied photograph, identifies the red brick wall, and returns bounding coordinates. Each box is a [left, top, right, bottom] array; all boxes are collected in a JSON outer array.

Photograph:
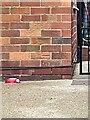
[[0, 1, 77, 80]]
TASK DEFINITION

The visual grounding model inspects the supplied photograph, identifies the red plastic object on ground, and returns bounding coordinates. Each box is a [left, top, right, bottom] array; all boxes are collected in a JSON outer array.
[[5, 78, 20, 83]]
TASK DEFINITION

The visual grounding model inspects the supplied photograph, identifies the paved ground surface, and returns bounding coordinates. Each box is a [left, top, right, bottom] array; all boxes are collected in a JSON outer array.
[[1, 80, 88, 118], [73, 62, 89, 79], [0, 63, 89, 118]]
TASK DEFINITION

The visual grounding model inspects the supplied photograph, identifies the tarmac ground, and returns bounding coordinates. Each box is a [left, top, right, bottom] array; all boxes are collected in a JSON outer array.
[[1, 80, 88, 118], [0, 62, 89, 118]]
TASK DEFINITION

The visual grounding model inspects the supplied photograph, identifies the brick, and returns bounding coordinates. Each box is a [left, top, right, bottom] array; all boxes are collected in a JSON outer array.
[[82, 47, 88, 55], [2, 46, 19, 52], [41, 45, 61, 52], [82, 47, 88, 61], [51, 8, 71, 14], [52, 37, 71, 44], [10, 23, 29, 29], [42, 15, 57, 21], [20, 2, 40, 6], [2, 53, 9, 59], [1, 30, 20, 37], [61, 2, 71, 6], [21, 15, 40, 21], [41, 2, 62, 6], [2, 2, 19, 6], [57, 15, 62, 21], [62, 30, 71, 37], [21, 45, 40, 52], [11, 8, 30, 14], [31, 38, 50, 44], [0, 38, 10, 45], [0, 53, 2, 59], [0, 70, 2, 75], [2, 70, 11, 75], [41, 30, 61, 37], [0, 2, 1, 6], [52, 37, 62, 44], [1, 23, 9, 29], [52, 67, 72, 75], [20, 30, 41, 37], [62, 60, 71, 66], [1, 61, 20, 67], [2, 15, 20, 22], [62, 45, 71, 52], [21, 60, 40, 67], [10, 38, 30, 44], [31, 52, 50, 59], [20, 75, 62, 81], [1, 8, 10, 14], [31, 8, 50, 14], [41, 60, 61, 67], [33, 68, 51, 75], [52, 53, 61, 59], [62, 75, 72, 79], [31, 23, 51, 29], [21, 70, 33, 74], [61, 53, 71, 59], [0, 23, 2, 29], [9, 52, 30, 60], [42, 15, 49, 21], [51, 22, 71, 29], [19, 76, 33, 81], [11, 70, 21, 75], [62, 15, 71, 22]]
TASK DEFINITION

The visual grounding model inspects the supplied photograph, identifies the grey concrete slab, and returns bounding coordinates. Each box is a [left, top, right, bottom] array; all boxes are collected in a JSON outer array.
[[71, 79, 90, 85], [2, 80, 88, 118], [73, 62, 89, 79], [0, 82, 2, 120]]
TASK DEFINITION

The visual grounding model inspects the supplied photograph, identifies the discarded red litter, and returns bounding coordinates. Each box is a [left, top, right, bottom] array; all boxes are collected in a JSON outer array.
[[5, 78, 20, 83]]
